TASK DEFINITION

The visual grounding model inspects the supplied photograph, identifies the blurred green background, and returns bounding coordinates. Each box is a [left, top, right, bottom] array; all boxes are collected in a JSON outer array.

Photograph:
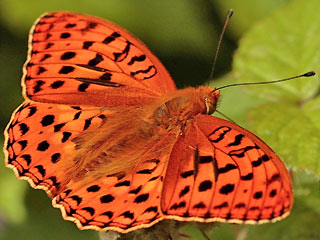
[[1, 0, 320, 239]]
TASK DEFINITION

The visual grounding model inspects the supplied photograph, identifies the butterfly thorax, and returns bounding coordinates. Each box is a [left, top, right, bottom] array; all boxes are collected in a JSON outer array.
[[150, 86, 220, 129]]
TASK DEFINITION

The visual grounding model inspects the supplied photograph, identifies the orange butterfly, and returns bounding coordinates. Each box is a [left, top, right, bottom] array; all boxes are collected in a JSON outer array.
[[4, 12, 293, 233]]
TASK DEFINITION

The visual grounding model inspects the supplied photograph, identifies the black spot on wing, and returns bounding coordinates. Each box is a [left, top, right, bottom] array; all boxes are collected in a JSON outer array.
[[21, 154, 32, 166], [61, 132, 72, 143], [59, 66, 75, 74], [143, 206, 158, 213], [83, 41, 93, 49], [65, 23, 76, 28], [78, 83, 89, 92], [41, 115, 54, 126], [103, 32, 121, 44], [100, 194, 115, 203], [179, 186, 190, 198], [45, 33, 52, 40], [219, 184, 234, 195], [37, 141, 49, 151], [130, 65, 156, 80], [254, 191, 263, 199], [81, 207, 95, 216], [252, 158, 262, 167], [34, 165, 46, 177], [268, 173, 280, 184], [229, 145, 260, 158], [241, 172, 253, 180], [114, 180, 130, 187], [88, 53, 103, 66], [227, 134, 245, 147], [101, 211, 113, 219], [54, 123, 66, 132], [213, 202, 228, 209], [82, 21, 98, 31], [199, 156, 213, 163], [199, 180, 212, 192], [180, 170, 194, 178], [114, 41, 130, 62], [40, 54, 51, 62], [61, 52, 76, 60], [33, 80, 45, 93], [19, 123, 29, 135], [128, 54, 146, 65], [218, 164, 237, 173], [45, 42, 54, 49], [37, 67, 47, 75], [60, 32, 71, 39], [73, 111, 81, 120], [87, 185, 100, 192], [235, 203, 246, 208], [51, 153, 61, 163], [193, 202, 206, 209], [121, 211, 134, 219], [134, 194, 149, 203], [129, 186, 142, 194], [269, 189, 277, 197], [83, 118, 92, 130], [209, 126, 231, 143], [252, 154, 270, 167], [70, 195, 82, 205], [261, 154, 270, 162], [28, 106, 37, 117], [51, 80, 65, 89], [170, 201, 186, 210]]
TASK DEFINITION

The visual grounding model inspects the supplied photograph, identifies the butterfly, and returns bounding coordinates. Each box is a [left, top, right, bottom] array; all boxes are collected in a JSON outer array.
[[4, 11, 293, 233]]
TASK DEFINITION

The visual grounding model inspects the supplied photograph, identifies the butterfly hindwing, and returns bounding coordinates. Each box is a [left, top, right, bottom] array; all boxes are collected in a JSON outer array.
[[52, 132, 178, 232], [162, 114, 293, 223]]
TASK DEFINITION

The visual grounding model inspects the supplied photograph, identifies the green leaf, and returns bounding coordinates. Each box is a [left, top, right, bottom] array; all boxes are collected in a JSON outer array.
[[233, 0, 320, 102], [294, 171, 320, 215], [303, 95, 320, 129], [0, 145, 28, 224]]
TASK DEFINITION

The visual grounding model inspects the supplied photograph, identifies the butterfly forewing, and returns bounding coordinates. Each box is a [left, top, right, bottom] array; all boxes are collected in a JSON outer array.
[[24, 12, 176, 107]]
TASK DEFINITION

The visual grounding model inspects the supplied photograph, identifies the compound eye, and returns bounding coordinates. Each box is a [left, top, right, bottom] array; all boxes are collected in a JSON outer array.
[[204, 97, 215, 115]]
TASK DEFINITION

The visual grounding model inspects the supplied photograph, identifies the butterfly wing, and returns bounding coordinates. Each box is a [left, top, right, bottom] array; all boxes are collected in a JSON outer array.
[[5, 11, 177, 198], [4, 102, 113, 197], [24, 11, 176, 107], [52, 131, 178, 232], [4, 100, 175, 233], [161, 114, 293, 223], [4, 11, 177, 233]]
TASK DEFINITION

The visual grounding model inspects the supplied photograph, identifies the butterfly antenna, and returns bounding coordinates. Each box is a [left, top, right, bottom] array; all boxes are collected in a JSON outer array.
[[216, 109, 235, 123], [208, 9, 234, 82], [216, 71, 315, 90]]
